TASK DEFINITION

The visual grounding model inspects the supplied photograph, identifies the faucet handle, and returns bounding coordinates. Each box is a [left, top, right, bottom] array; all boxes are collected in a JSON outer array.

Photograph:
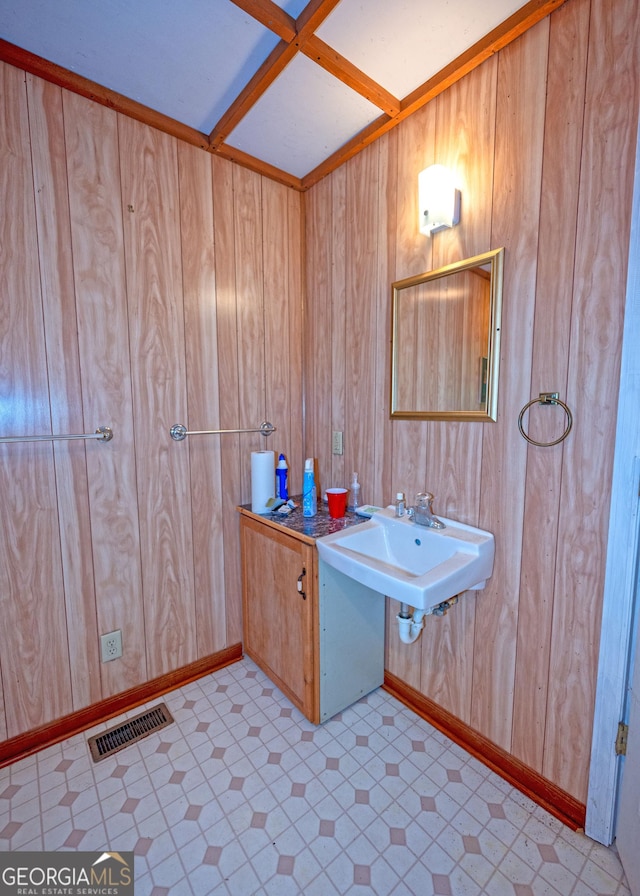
[[413, 492, 445, 528]]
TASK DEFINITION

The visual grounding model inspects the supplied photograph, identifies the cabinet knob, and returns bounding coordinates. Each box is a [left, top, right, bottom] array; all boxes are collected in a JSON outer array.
[[297, 568, 307, 600]]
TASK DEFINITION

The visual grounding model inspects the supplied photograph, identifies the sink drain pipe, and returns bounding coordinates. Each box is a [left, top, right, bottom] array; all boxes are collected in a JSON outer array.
[[397, 604, 427, 644], [397, 597, 459, 644]]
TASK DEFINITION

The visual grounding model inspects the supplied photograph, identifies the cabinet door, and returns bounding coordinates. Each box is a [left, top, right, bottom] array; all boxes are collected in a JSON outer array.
[[241, 516, 317, 721]]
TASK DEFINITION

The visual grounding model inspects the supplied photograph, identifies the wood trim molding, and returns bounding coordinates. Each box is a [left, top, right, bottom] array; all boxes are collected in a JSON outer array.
[[383, 670, 587, 832], [0, 39, 210, 152], [0, 644, 243, 770], [215, 143, 303, 190]]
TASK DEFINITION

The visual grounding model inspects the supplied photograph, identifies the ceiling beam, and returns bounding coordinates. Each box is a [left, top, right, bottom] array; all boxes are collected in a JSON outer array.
[[209, 0, 343, 149], [302, 35, 401, 117], [295, 0, 342, 35], [229, 0, 296, 43], [208, 39, 296, 147]]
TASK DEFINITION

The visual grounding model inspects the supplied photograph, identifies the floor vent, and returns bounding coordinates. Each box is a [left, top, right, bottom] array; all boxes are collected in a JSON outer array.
[[87, 703, 174, 762]]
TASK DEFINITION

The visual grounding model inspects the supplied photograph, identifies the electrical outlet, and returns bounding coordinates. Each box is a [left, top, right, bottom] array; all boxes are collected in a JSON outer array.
[[332, 430, 343, 455], [100, 629, 123, 663]]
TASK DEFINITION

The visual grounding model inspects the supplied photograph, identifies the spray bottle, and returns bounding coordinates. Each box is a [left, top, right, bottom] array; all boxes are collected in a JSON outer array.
[[276, 454, 288, 500], [302, 458, 317, 517]]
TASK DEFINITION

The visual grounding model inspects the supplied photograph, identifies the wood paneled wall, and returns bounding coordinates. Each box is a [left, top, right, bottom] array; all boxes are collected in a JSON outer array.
[[305, 0, 639, 802], [0, 64, 303, 739]]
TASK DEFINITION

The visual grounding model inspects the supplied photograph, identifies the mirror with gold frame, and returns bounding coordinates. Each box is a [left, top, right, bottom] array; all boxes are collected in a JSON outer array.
[[390, 248, 504, 421]]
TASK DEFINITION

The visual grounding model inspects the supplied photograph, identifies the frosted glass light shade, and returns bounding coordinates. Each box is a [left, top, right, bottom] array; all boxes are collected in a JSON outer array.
[[418, 165, 461, 236]]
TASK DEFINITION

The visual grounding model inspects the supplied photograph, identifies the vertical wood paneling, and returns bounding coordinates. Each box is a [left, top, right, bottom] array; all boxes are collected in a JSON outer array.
[[471, 24, 549, 750], [178, 142, 226, 657], [234, 165, 267, 640], [512, 0, 589, 770], [391, 99, 434, 500], [27, 76, 101, 711], [417, 64, 497, 724], [331, 168, 348, 494], [119, 116, 196, 679], [286, 187, 304, 490], [385, 100, 435, 691], [304, 174, 333, 492], [234, 166, 266, 502], [345, 144, 380, 511], [378, 127, 405, 685], [372, 133, 394, 508], [212, 155, 243, 645], [329, 167, 347, 496], [544, 0, 639, 799], [64, 91, 146, 697], [0, 63, 72, 736], [430, 63, 497, 521], [263, 179, 293, 469], [301, 180, 321, 475]]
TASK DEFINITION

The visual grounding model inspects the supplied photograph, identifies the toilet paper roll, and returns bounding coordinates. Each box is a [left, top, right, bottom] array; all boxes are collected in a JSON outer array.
[[251, 450, 275, 513]]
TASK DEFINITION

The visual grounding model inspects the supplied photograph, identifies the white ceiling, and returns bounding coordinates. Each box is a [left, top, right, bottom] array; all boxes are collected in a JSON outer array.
[[0, 0, 544, 184]]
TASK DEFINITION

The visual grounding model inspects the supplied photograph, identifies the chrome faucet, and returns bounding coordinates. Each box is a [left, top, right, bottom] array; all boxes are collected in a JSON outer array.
[[407, 492, 446, 529]]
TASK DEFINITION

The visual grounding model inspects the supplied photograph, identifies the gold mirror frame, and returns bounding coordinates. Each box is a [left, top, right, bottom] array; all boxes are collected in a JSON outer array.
[[390, 248, 504, 421]]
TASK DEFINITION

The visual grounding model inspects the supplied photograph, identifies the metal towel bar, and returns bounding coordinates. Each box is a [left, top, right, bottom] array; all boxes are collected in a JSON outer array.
[[170, 421, 276, 441], [0, 426, 113, 444]]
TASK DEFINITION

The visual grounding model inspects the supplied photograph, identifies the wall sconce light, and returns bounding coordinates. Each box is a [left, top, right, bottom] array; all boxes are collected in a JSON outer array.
[[418, 165, 461, 236]]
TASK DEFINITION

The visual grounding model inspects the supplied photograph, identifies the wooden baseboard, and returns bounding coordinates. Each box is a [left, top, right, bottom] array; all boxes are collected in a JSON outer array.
[[383, 670, 586, 831], [0, 643, 243, 769]]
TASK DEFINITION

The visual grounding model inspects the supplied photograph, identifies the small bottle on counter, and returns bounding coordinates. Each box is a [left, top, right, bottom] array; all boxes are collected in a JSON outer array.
[[395, 492, 405, 517], [347, 472, 361, 512], [276, 453, 288, 500], [302, 458, 317, 517]]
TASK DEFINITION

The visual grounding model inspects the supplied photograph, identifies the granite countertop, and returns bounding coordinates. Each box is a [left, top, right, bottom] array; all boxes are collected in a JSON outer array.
[[238, 495, 368, 542]]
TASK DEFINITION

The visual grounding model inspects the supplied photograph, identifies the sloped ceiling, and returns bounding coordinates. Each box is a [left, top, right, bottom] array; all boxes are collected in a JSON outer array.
[[0, 0, 565, 189]]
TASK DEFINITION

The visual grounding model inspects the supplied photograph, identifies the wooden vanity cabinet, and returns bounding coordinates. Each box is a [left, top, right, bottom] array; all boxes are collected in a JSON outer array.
[[239, 509, 385, 726], [240, 513, 319, 722]]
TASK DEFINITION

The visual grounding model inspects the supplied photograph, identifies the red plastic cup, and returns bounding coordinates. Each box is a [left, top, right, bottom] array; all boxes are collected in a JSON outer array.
[[326, 487, 348, 518]]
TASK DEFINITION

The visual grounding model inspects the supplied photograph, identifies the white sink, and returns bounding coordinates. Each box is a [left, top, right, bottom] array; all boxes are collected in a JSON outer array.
[[316, 507, 494, 610]]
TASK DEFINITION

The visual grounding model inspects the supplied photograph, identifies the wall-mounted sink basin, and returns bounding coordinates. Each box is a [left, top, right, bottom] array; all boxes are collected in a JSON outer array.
[[316, 507, 494, 610]]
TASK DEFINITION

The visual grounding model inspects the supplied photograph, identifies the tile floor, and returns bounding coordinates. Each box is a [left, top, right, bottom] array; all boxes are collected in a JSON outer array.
[[0, 657, 630, 895]]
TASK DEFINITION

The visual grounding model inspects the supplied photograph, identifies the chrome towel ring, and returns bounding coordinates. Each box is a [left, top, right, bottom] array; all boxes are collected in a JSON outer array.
[[518, 392, 573, 447]]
